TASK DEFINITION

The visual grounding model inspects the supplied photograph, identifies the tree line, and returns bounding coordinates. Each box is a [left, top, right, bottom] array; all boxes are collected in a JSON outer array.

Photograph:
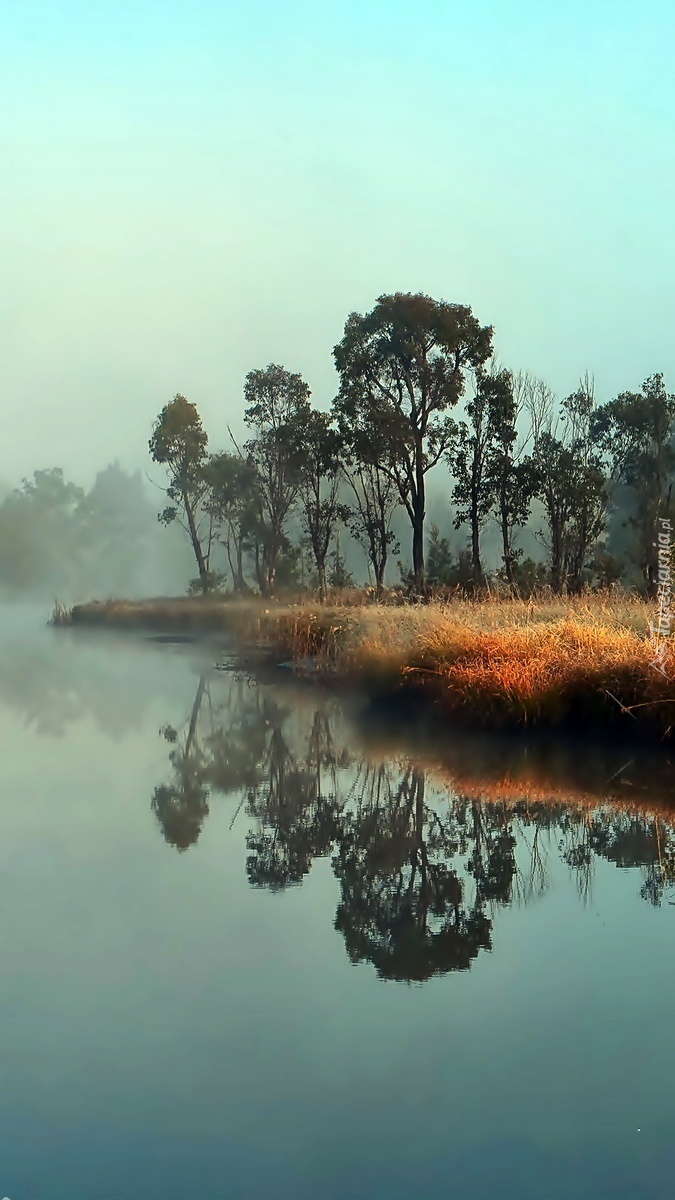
[[151, 290, 675, 599], [0, 462, 165, 598]]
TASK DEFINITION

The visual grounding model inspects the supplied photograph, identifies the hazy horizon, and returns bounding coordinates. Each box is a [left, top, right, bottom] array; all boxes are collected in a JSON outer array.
[[3, 0, 675, 483]]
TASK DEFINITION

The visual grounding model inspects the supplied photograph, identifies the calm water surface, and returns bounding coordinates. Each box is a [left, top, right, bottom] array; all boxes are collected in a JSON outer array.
[[0, 608, 674, 1200]]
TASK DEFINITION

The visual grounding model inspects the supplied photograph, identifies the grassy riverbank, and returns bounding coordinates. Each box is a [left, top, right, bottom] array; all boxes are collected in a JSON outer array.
[[54, 592, 675, 741]]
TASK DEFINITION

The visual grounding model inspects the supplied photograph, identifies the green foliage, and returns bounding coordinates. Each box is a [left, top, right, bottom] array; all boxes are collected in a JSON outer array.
[[243, 363, 311, 433], [509, 556, 550, 594], [149, 394, 208, 484], [149, 394, 212, 591], [205, 452, 259, 591], [426, 524, 456, 585], [328, 540, 354, 588], [243, 363, 312, 595], [450, 366, 524, 584], [594, 374, 675, 593], [297, 410, 350, 598], [186, 571, 227, 595], [205, 452, 257, 521], [19, 294, 675, 602], [273, 541, 305, 590], [464, 367, 539, 584], [589, 548, 624, 590], [342, 460, 399, 592], [334, 291, 494, 587], [525, 376, 610, 593]]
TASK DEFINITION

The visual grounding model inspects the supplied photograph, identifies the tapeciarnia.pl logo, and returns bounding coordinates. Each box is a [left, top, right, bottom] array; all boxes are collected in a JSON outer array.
[[648, 516, 673, 680]]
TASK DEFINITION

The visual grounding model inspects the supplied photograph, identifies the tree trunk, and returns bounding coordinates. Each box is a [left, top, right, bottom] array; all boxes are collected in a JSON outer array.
[[223, 528, 237, 590], [551, 534, 564, 593], [411, 478, 426, 591], [409, 442, 426, 592], [375, 553, 386, 596], [317, 558, 327, 602], [377, 514, 389, 594], [500, 499, 515, 585], [254, 539, 267, 596], [235, 530, 246, 592], [264, 525, 283, 596], [412, 516, 424, 590], [183, 493, 208, 592], [471, 511, 483, 587], [547, 494, 565, 593]]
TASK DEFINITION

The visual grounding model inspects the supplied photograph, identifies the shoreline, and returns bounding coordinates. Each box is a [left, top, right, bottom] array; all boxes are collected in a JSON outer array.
[[52, 594, 675, 745]]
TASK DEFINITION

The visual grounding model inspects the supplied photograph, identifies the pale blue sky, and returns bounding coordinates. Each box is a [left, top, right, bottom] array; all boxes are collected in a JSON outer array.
[[1, 0, 674, 482]]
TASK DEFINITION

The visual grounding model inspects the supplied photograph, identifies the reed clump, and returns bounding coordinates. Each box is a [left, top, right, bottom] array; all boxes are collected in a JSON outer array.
[[49, 600, 71, 626]]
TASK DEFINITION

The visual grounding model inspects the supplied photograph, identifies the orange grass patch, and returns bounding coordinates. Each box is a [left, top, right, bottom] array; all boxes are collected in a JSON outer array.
[[399, 617, 674, 723]]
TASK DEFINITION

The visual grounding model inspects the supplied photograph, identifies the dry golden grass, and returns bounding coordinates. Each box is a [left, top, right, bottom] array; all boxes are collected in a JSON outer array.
[[350, 609, 674, 734], [56, 592, 675, 740]]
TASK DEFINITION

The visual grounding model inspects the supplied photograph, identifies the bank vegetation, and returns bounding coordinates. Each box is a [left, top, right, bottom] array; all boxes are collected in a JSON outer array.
[[53, 589, 675, 742]]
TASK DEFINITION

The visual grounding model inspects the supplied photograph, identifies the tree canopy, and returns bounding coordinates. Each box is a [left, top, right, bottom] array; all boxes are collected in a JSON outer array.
[[333, 292, 494, 588]]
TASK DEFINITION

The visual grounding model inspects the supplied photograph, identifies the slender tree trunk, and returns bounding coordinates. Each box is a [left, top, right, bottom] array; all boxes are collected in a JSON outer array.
[[265, 522, 284, 596], [469, 445, 485, 587], [254, 539, 267, 596], [375, 551, 386, 595], [412, 513, 424, 589], [409, 442, 426, 592], [317, 557, 327, 602], [500, 496, 515, 585], [235, 529, 246, 592], [411, 484, 426, 591], [366, 526, 381, 596], [543, 483, 565, 594], [377, 513, 389, 594], [224, 528, 237, 589], [550, 521, 564, 593], [183, 493, 208, 592], [185, 675, 207, 756], [259, 530, 276, 597], [470, 500, 483, 588]]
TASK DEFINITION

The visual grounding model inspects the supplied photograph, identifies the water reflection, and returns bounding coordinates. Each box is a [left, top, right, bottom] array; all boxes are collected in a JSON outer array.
[[3, 622, 674, 1199], [150, 672, 675, 981], [333, 767, 494, 980], [0, 622, 169, 737]]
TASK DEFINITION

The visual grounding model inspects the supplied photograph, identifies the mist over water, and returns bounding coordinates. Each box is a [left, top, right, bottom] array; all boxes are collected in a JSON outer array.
[[0, 609, 673, 1199]]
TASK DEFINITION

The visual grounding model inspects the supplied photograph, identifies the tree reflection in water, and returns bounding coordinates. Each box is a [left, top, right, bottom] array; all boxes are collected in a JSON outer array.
[[152, 672, 675, 981], [152, 677, 210, 851], [332, 767, 505, 980]]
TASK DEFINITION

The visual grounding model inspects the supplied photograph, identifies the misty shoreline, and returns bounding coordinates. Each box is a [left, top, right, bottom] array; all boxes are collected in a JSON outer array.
[[49, 593, 675, 746]]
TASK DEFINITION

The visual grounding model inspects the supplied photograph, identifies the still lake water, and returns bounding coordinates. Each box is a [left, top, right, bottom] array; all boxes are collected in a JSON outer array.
[[1, 608, 674, 1200]]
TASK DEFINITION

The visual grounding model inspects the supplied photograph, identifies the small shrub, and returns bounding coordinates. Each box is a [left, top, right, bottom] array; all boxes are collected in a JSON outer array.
[[187, 571, 227, 596]]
